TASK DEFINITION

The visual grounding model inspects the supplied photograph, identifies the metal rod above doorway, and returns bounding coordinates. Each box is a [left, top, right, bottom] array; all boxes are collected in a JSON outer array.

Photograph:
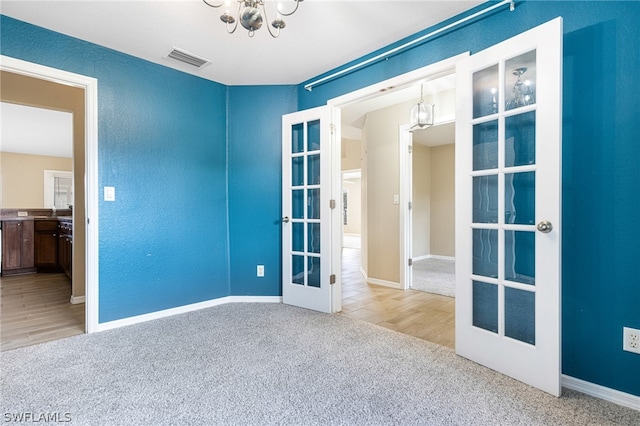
[[304, 0, 515, 92]]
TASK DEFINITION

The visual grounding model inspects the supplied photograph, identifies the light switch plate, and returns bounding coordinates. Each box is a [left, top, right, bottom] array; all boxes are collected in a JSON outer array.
[[104, 186, 115, 202]]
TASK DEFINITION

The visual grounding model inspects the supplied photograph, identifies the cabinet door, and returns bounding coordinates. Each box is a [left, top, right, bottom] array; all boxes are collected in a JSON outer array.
[[1, 220, 35, 271], [21, 220, 35, 268], [2, 221, 23, 270], [36, 231, 58, 267]]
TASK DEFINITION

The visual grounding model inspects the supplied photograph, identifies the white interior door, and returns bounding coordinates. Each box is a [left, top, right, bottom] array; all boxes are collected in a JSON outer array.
[[455, 18, 563, 396], [282, 105, 341, 313]]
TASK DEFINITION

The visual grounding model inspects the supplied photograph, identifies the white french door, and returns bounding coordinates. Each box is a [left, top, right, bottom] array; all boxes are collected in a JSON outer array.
[[282, 105, 341, 313], [455, 18, 563, 395]]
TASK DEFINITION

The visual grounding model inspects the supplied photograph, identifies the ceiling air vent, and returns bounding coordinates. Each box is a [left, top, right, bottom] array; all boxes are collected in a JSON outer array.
[[166, 48, 211, 68]]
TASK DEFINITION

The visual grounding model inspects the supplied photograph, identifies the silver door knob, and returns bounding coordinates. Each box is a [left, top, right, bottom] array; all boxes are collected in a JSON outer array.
[[536, 220, 553, 233], [282, 216, 290, 223]]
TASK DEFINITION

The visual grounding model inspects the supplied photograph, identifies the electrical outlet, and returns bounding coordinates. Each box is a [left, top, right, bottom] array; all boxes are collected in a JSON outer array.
[[257, 265, 264, 277], [623, 327, 640, 354]]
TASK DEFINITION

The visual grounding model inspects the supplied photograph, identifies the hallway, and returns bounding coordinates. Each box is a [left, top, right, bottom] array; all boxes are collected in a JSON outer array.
[[340, 246, 455, 348]]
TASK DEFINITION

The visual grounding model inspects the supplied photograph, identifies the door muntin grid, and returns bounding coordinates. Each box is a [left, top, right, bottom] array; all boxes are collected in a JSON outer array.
[[289, 119, 322, 288], [470, 50, 537, 346]]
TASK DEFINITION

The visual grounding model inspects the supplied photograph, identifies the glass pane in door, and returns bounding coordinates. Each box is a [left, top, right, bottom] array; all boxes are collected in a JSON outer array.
[[473, 175, 498, 223], [473, 64, 499, 118], [505, 50, 536, 111], [505, 287, 535, 344], [505, 112, 536, 167], [473, 121, 498, 170], [505, 172, 535, 225], [473, 280, 498, 333], [505, 231, 535, 285], [473, 229, 498, 278]]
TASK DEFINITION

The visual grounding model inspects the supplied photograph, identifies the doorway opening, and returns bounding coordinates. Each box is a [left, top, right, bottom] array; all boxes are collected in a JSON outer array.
[[330, 55, 465, 348], [1, 56, 99, 346]]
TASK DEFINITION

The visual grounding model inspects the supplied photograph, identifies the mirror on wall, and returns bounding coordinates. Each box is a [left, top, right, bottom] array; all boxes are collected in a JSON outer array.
[[0, 102, 73, 209]]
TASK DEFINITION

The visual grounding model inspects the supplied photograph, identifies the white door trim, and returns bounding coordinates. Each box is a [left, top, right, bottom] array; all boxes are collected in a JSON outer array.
[[1, 55, 99, 333], [399, 124, 412, 290], [328, 53, 469, 290]]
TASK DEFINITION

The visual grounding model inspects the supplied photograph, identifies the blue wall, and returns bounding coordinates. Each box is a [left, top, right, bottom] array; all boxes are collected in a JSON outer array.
[[227, 86, 297, 296], [2, 0, 639, 398], [297, 1, 640, 397], [1, 16, 230, 322]]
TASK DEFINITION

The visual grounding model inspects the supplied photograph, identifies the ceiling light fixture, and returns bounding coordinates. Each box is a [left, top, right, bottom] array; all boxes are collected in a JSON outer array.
[[410, 84, 434, 132], [203, 0, 303, 38]]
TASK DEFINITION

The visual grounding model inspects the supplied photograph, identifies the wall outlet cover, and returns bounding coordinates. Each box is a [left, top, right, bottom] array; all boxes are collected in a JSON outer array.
[[623, 327, 640, 354]]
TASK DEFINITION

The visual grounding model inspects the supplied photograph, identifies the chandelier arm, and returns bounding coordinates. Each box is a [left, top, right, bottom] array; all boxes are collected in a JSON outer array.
[[225, 1, 242, 34], [262, 4, 281, 38], [278, 0, 302, 17], [226, 19, 239, 34], [202, 0, 225, 9]]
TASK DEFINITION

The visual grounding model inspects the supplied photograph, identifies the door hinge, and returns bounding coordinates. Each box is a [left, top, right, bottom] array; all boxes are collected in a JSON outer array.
[[329, 199, 336, 209], [330, 123, 336, 135], [330, 274, 336, 285], [408, 258, 413, 266], [408, 145, 413, 154], [408, 201, 413, 211]]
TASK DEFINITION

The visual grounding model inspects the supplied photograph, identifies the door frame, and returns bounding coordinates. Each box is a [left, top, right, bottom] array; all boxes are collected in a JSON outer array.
[[1, 55, 100, 333], [328, 53, 468, 291]]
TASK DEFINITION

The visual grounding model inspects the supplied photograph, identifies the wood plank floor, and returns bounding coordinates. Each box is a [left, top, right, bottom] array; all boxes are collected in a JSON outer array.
[[340, 247, 455, 349], [1, 273, 85, 351]]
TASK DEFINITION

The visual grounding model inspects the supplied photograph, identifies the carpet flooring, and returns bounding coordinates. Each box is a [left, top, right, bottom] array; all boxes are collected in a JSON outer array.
[[1, 303, 638, 425], [411, 258, 456, 298]]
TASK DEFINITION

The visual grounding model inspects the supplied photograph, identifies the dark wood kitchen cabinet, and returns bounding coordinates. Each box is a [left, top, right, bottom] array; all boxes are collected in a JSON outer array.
[[1, 220, 36, 276], [57, 220, 73, 279], [35, 220, 59, 270]]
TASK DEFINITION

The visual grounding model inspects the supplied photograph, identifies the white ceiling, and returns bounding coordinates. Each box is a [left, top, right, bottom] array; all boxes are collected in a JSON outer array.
[[0, 0, 483, 86], [0, 102, 73, 158], [1, 1, 470, 153]]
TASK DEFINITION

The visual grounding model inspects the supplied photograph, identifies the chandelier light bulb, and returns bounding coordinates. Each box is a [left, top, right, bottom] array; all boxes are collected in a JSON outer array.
[[203, 0, 302, 38]]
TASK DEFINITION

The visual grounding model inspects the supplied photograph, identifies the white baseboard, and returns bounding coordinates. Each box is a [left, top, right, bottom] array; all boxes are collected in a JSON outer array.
[[359, 267, 402, 289], [412, 255, 455, 262], [70, 295, 86, 304], [95, 296, 282, 332], [562, 375, 640, 411], [367, 277, 402, 289], [428, 255, 455, 261]]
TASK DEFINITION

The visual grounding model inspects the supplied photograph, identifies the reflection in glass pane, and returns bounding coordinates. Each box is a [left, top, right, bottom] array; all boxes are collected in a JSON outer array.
[[292, 123, 304, 153], [473, 121, 498, 170], [505, 112, 536, 167], [308, 188, 320, 219], [292, 222, 304, 253], [308, 223, 320, 254], [308, 256, 321, 288], [292, 156, 304, 186], [505, 172, 535, 225], [292, 189, 304, 219], [473, 229, 498, 278], [473, 64, 499, 119], [308, 154, 320, 185], [505, 50, 537, 111], [473, 175, 498, 223], [307, 120, 321, 152], [505, 231, 535, 285], [505, 287, 535, 344], [473, 281, 498, 333], [292, 255, 305, 285]]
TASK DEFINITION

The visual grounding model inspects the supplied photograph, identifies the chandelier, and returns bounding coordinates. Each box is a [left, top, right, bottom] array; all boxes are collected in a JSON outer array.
[[506, 67, 535, 110], [410, 83, 434, 132], [203, 0, 303, 38]]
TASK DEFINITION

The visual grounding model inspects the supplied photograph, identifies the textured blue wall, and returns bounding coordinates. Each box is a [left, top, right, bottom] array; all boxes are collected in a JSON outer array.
[[298, 1, 640, 397], [1, 16, 230, 322], [227, 86, 298, 296]]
